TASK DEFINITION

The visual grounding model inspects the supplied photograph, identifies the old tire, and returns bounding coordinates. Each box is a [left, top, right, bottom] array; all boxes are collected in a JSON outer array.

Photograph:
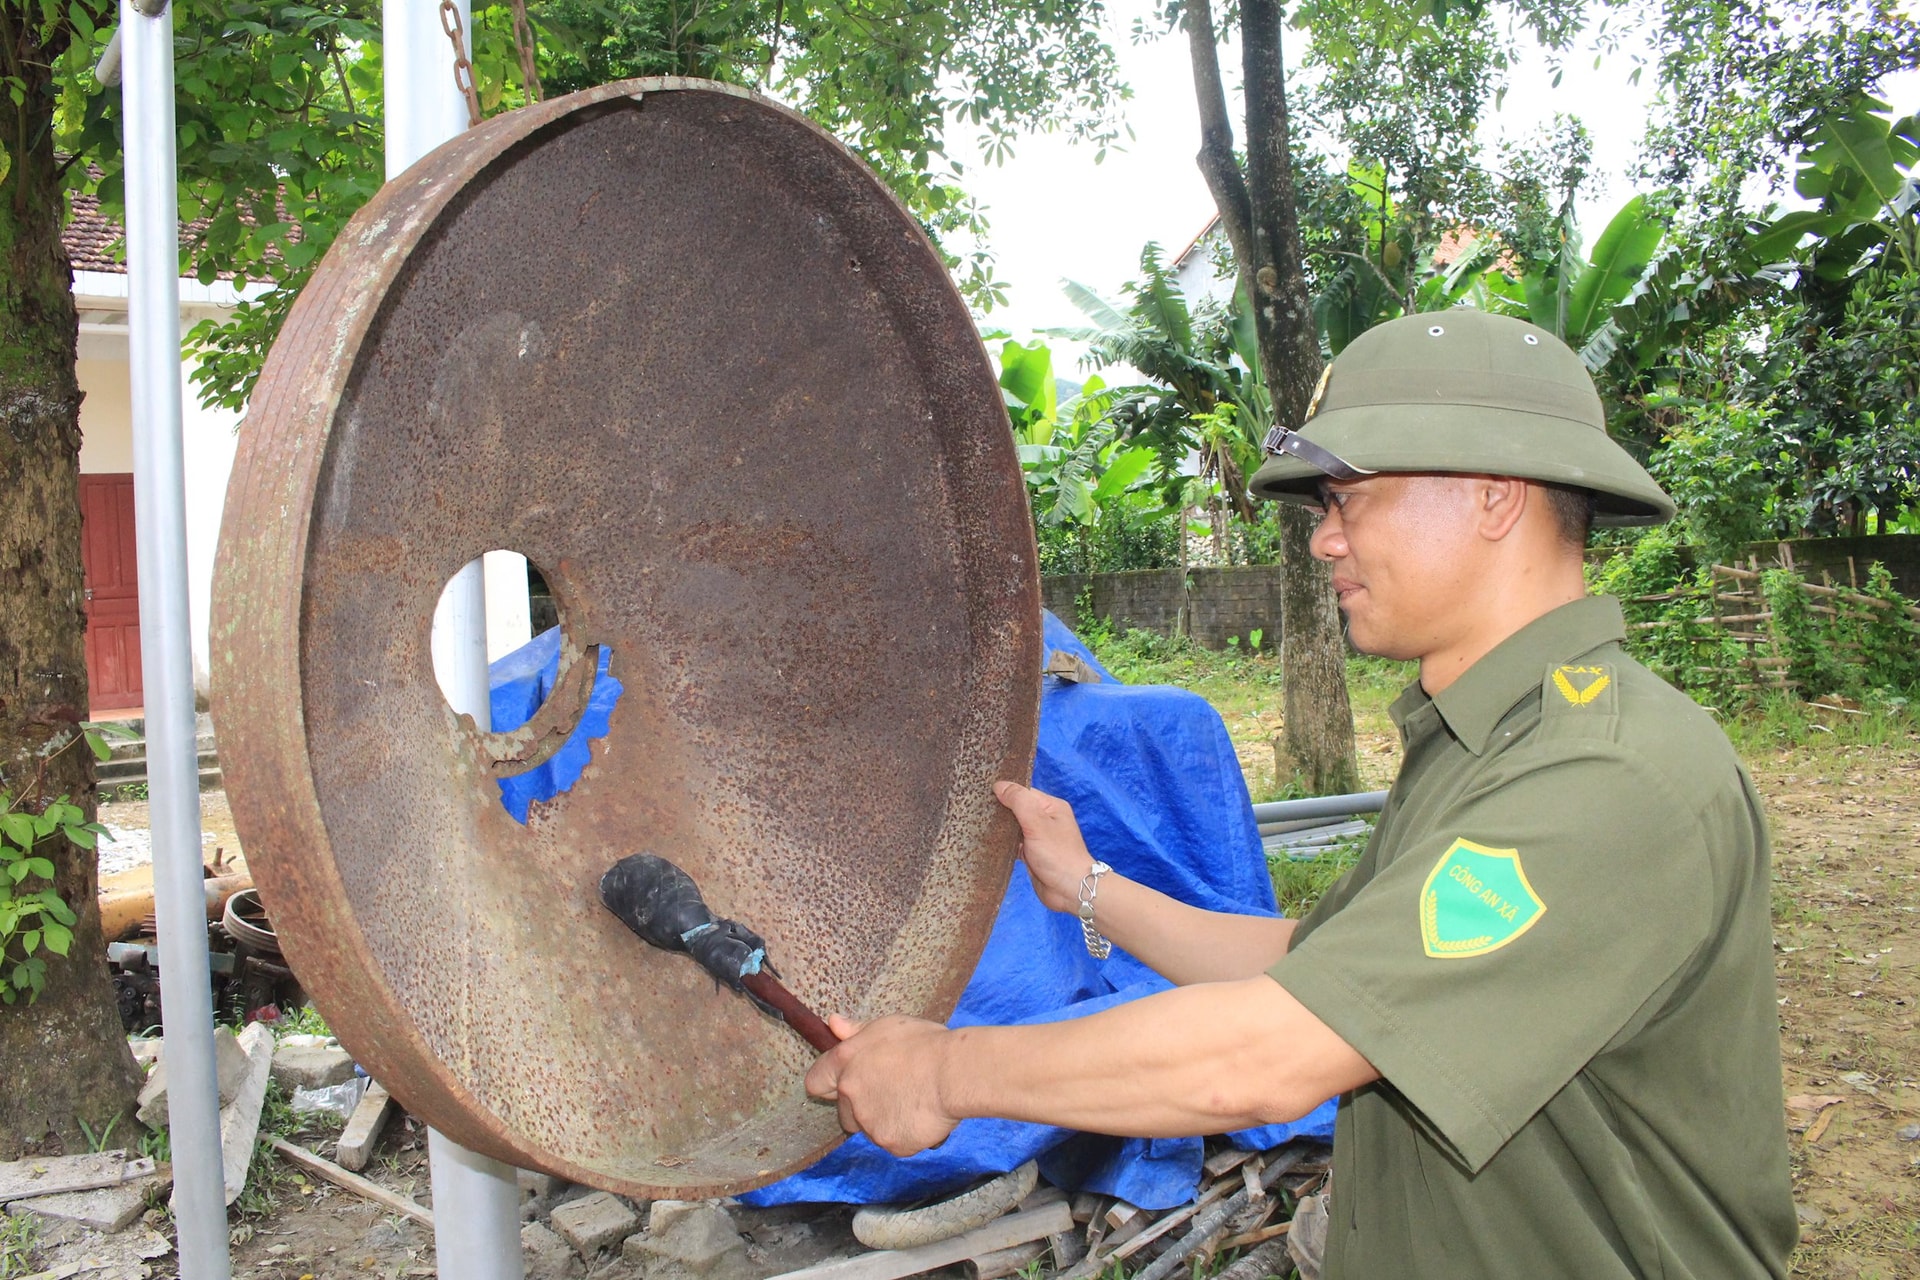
[[851, 1160, 1040, 1250]]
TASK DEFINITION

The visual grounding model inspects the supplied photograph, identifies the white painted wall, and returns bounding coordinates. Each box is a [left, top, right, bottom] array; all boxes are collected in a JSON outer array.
[[75, 268, 252, 703]]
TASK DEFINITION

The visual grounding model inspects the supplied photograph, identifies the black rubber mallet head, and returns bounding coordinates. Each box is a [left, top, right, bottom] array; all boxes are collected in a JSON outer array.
[[600, 853, 838, 1052]]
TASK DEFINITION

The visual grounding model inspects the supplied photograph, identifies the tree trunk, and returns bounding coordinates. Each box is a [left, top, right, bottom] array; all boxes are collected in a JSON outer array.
[[1184, 0, 1358, 793], [0, 11, 143, 1159]]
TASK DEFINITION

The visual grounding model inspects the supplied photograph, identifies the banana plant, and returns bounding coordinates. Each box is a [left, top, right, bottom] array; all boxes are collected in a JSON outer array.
[[1747, 95, 1919, 281], [999, 338, 1161, 532]]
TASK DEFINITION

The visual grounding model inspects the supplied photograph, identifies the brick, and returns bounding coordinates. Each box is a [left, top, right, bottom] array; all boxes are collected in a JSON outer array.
[[624, 1201, 750, 1280], [523, 1220, 585, 1280], [550, 1190, 641, 1256], [269, 1042, 355, 1091]]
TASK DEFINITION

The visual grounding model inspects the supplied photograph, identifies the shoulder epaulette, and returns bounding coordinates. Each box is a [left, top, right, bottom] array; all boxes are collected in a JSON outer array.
[[1541, 661, 1620, 729]]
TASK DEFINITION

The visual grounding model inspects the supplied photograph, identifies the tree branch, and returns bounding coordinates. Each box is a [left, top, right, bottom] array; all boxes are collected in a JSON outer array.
[[1238, 0, 1320, 423], [1183, 0, 1253, 278]]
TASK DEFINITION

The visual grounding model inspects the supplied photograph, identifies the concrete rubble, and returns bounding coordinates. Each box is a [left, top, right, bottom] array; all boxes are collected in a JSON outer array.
[[133, 1023, 251, 1130], [268, 1034, 356, 1091]]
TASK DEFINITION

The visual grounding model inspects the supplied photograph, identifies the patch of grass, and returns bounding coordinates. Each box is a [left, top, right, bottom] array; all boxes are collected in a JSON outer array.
[[1270, 835, 1367, 919], [76, 1111, 122, 1153], [0, 1214, 38, 1280], [233, 1080, 318, 1218], [270, 1003, 333, 1040], [1789, 1208, 1920, 1279]]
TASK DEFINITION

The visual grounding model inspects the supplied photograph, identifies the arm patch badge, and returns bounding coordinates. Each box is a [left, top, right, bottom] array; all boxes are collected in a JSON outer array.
[[1419, 839, 1547, 959]]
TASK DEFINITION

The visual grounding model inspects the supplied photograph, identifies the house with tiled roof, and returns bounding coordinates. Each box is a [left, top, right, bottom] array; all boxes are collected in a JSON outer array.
[[69, 194, 262, 716]]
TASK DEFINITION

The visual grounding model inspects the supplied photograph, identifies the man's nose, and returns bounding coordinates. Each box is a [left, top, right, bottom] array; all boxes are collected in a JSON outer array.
[[1310, 510, 1345, 561]]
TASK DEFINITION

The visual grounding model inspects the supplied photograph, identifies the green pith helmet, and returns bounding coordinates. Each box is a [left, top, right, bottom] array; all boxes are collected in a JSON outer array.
[[1248, 309, 1675, 526]]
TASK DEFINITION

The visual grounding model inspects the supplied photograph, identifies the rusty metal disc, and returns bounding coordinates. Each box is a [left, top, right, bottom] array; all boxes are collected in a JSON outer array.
[[210, 79, 1040, 1198]]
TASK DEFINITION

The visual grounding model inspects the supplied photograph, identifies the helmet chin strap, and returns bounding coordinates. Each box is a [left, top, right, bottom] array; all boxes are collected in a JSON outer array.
[[1262, 423, 1377, 481]]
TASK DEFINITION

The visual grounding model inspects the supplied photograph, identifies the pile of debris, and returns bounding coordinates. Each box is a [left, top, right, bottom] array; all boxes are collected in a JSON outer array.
[[507, 1139, 1330, 1280]]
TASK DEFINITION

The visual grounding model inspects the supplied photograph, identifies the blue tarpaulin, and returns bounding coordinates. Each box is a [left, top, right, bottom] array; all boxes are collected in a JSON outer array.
[[488, 628, 623, 823], [490, 613, 1335, 1210]]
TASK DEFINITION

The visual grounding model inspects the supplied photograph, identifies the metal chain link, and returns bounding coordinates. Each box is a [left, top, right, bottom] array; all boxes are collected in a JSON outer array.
[[439, 0, 484, 128], [509, 0, 543, 103]]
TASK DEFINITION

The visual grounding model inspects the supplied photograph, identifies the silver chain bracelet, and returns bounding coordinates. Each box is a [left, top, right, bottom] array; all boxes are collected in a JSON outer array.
[[1078, 860, 1113, 960]]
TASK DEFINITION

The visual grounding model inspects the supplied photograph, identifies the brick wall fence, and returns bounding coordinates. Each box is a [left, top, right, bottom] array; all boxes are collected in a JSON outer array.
[[1043, 535, 1920, 652], [1738, 535, 1920, 600], [1040, 566, 1284, 651]]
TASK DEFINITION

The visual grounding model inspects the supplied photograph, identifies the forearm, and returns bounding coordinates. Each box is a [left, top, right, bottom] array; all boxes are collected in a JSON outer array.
[[936, 976, 1365, 1136], [1079, 873, 1299, 984]]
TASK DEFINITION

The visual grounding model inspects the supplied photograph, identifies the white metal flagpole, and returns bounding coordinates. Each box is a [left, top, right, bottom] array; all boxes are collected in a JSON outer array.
[[384, 3, 527, 1275], [118, 0, 231, 1274]]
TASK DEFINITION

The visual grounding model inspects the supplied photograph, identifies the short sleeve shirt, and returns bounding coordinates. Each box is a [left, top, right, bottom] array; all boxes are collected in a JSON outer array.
[[1271, 596, 1796, 1279]]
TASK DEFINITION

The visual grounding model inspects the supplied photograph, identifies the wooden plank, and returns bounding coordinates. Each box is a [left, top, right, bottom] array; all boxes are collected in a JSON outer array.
[[267, 1137, 433, 1229], [1202, 1147, 1255, 1178], [335, 1081, 393, 1172], [0, 1151, 152, 1202], [962, 1240, 1051, 1280], [1219, 1222, 1292, 1253], [759, 1203, 1074, 1280]]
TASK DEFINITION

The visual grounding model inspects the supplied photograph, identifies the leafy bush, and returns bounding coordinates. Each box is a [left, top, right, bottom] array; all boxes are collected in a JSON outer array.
[[1650, 398, 1792, 564], [1762, 563, 1920, 699]]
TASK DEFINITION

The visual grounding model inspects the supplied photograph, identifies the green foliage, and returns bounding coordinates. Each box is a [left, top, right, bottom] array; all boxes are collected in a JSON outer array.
[[1761, 563, 1920, 699], [1270, 835, 1366, 921], [1641, 0, 1920, 226], [0, 1211, 38, 1280], [1002, 336, 1183, 574], [1648, 396, 1789, 563], [76, 1111, 120, 1153], [1592, 531, 1920, 710], [34, 1, 1128, 411], [271, 1002, 334, 1040], [235, 1078, 316, 1217], [1589, 529, 1753, 709], [0, 727, 115, 1006]]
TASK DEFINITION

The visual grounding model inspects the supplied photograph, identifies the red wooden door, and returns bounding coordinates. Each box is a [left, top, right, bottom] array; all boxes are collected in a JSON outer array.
[[81, 473, 143, 713]]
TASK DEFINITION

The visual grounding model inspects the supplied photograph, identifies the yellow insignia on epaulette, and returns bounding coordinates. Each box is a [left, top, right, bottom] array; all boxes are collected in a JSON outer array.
[[1551, 664, 1610, 707]]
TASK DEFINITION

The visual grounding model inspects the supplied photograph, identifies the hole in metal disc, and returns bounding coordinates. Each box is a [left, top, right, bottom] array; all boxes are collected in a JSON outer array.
[[1427, 325, 1445, 336], [432, 551, 623, 822]]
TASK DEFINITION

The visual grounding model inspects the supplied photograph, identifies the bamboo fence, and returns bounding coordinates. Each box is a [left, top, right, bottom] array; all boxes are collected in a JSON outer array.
[[1626, 549, 1920, 696]]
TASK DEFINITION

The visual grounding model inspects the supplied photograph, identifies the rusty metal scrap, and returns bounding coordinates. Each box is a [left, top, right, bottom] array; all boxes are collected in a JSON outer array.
[[210, 79, 1040, 1199]]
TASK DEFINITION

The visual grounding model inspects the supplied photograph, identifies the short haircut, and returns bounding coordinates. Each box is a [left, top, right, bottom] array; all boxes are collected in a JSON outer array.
[[1542, 482, 1596, 548]]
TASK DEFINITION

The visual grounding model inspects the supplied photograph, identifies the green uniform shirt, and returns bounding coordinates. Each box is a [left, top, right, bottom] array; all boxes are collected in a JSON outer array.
[[1271, 596, 1796, 1279]]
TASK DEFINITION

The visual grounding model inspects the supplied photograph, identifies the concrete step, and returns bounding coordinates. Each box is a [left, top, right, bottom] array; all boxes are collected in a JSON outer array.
[[107, 733, 213, 763], [99, 766, 223, 797], [91, 713, 222, 795], [98, 748, 220, 782]]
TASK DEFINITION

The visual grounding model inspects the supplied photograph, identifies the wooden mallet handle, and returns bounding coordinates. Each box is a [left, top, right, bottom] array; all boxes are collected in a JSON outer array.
[[740, 973, 838, 1052]]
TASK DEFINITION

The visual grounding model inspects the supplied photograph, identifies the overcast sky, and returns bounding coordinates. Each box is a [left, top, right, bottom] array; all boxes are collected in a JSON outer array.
[[947, 3, 1918, 354]]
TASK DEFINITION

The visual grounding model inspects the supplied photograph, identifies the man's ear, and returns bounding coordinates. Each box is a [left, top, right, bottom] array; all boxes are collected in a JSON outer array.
[[1474, 476, 1529, 542]]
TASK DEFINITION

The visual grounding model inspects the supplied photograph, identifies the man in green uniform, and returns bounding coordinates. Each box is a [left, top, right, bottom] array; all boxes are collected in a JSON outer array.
[[807, 310, 1797, 1278]]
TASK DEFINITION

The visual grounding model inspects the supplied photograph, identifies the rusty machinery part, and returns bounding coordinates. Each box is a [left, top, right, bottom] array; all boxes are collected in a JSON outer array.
[[210, 79, 1042, 1200]]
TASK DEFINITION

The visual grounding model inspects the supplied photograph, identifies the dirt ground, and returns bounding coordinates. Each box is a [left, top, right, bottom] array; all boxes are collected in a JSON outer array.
[[1754, 738, 1920, 1279], [45, 735, 1920, 1278]]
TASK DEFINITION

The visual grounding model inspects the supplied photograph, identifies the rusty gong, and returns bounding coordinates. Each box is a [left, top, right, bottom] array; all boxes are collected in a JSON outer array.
[[209, 80, 1041, 1198]]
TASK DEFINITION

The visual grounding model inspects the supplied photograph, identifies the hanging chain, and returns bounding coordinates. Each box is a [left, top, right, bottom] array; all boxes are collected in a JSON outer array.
[[439, 0, 484, 128], [509, 0, 543, 103]]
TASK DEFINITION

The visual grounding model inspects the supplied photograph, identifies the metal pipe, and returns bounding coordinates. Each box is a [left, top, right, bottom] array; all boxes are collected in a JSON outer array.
[[1248, 789, 1389, 826], [384, 4, 526, 1274], [93, 27, 122, 87], [119, 3, 231, 1276]]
